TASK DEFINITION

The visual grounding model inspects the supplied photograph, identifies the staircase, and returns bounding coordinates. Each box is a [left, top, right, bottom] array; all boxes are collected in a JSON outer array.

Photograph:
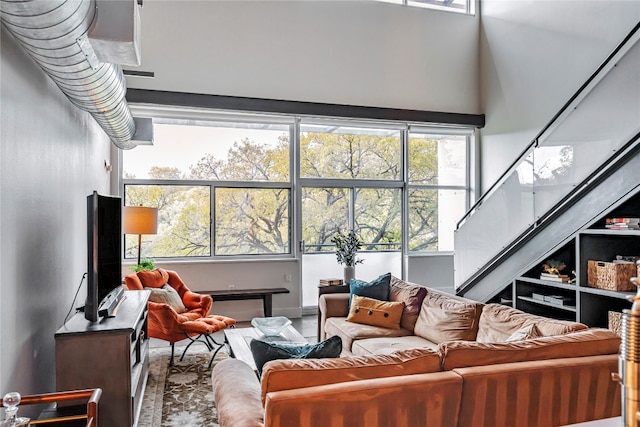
[[455, 23, 640, 302]]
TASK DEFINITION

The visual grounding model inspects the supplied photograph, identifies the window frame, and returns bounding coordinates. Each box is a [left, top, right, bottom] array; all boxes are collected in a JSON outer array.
[[406, 126, 472, 254], [120, 106, 474, 262], [375, 0, 475, 15]]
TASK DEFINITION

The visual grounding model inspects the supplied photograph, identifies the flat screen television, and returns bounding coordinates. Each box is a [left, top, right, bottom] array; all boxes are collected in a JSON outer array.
[[85, 191, 124, 322]]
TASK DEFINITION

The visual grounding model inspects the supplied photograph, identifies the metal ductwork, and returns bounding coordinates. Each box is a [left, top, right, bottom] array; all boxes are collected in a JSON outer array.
[[1, 0, 140, 149]]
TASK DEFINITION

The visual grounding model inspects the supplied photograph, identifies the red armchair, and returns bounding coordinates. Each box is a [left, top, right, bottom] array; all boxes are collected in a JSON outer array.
[[124, 268, 235, 366]]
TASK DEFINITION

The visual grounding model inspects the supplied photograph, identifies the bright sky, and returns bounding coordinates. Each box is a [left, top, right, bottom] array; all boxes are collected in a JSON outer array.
[[122, 123, 287, 178]]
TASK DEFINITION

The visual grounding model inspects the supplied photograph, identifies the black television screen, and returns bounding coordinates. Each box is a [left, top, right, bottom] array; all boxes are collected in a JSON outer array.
[[85, 191, 123, 322]]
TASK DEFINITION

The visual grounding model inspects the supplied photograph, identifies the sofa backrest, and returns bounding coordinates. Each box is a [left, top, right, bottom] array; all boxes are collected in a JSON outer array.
[[260, 348, 441, 406], [413, 288, 484, 344], [264, 370, 463, 427], [476, 303, 587, 342], [439, 328, 620, 371], [453, 354, 620, 427]]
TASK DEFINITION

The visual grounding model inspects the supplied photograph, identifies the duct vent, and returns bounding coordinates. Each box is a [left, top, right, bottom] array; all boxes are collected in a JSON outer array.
[[88, 0, 142, 66]]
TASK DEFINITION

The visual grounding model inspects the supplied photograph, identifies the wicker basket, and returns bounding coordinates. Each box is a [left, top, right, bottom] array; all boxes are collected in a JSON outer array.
[[586, 260, 636, 291], [608, 311, 623, 336]]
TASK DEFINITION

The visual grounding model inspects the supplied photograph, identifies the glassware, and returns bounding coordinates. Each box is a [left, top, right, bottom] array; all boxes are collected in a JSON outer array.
[[1, 392, 30, 427]]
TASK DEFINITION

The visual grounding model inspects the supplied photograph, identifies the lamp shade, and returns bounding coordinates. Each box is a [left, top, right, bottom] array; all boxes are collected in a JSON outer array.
[[123, 206, 158, 235]]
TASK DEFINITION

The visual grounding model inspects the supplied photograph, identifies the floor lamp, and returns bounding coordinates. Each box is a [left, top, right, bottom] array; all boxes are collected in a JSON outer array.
[[124, 206, 158, 265]]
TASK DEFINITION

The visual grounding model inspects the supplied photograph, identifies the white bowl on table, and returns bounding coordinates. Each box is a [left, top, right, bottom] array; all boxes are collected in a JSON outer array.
[[251, 316, 291, 336]]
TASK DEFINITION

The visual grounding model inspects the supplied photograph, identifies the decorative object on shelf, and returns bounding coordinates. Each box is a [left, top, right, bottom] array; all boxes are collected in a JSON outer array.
[[252, 316, 292, 337], [540, 259, 573, 283], [587, 259, 637, 291], [1, 392, 30, 427], [611, 265, 640, 427], [124, 205, 158, 267], [331, 229, 364, 284]]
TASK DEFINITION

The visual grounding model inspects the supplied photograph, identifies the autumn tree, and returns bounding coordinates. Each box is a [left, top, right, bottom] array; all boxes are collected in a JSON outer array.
[[125, 130, 445, 257]]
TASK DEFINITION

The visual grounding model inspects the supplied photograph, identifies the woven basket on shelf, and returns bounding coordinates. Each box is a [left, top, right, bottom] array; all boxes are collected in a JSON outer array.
[[587, 260, 636, 291], [608, 311, 623, 337]]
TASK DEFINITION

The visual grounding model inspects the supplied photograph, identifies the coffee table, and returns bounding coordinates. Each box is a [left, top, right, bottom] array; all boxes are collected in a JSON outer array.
[[224, 324, 307, 372]]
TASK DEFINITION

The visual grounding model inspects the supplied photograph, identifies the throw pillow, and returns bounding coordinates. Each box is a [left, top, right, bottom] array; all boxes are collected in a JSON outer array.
[[505, 324, 542, 342], [349, 272, 392, 307], [146, 284, 187, 313], [347, 295, 405, 329], [389, 276, 428, 331], [137, 268, 169, 288], [250, 335, 342, 375], [413, 291, 482, 344]]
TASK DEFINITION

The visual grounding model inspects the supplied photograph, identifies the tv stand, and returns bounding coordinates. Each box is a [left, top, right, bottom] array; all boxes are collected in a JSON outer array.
[[55, 290, 150, 427], [98, 286, 125, 318]]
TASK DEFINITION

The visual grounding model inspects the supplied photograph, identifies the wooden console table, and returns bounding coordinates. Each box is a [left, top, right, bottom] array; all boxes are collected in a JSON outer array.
[[55, 290, 150, 427], [201, 287, 290, 317]]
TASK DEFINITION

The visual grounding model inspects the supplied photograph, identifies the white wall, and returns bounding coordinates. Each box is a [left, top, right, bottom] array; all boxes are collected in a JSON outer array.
[[479, 0, 640, 192], [408, 254, 455, 293], [0, 28, 112, 400], [126, 0, 481, 114]]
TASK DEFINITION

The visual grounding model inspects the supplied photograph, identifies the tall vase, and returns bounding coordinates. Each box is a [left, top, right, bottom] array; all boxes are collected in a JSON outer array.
[[344, 266, 355, 287]]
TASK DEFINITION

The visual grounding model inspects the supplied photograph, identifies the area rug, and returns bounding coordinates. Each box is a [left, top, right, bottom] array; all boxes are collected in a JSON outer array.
[[138, 344, 229, 427]]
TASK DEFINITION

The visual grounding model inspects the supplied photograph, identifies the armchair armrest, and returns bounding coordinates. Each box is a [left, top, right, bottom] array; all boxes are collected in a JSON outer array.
[[318, 294, 350, 340], [182, 291, 213, 314]]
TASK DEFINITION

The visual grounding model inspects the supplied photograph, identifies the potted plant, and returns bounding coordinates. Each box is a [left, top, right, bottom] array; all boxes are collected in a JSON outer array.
[[130, 257, 155, 273], [331, 229, 364, 284]]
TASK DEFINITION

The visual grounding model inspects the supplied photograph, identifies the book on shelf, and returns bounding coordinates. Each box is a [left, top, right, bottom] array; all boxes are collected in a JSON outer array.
[[543, 295, 575, 306], [605, 218, 640, 230], [606, 224, 640, 230], [540, 272, 570, 282], [319, 278, 344, 286], [531, 292, 546, 301], [606, 217, 640, 224]]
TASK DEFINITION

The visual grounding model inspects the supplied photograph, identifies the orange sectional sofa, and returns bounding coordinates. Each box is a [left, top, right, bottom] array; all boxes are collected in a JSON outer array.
[[211, 278, 622, 427]]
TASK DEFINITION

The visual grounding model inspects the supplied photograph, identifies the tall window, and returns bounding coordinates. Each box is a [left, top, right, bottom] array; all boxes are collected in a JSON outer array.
[[299, 122, 403, 254], [408, 131, 467, 251], [121, 112, 472, 260], [122, 118, 292, 259]]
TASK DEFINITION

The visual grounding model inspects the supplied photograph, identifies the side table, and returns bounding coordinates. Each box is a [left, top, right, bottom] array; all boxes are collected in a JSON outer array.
[[317, 282, 350, 340]]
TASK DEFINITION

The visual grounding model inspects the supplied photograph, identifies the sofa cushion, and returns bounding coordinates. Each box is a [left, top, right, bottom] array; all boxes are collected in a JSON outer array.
[[347, 295, 405, 329], [250, 335, 342, 375], [413, 289, 483, 344], [476, 303, 587, 342], [439, 328, 620, 370], [260, 348, 442, 405], [349, 273, 391, 307], [389, 276, 428, 331], [351, 335, 439, 356], [324, 317, 412, 353]]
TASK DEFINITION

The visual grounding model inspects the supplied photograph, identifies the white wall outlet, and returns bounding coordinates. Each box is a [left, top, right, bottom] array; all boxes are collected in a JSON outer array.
[[228, 284, 235, 290], [284, 274, 291, 282]]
